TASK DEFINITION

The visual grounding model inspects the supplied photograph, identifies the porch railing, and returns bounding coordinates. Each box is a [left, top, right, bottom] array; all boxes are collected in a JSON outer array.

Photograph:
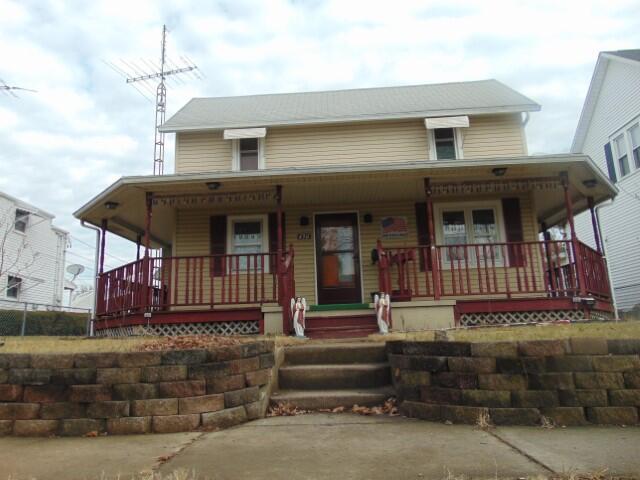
[[96, 251, 290, 318], [376, 240, 611, 301]]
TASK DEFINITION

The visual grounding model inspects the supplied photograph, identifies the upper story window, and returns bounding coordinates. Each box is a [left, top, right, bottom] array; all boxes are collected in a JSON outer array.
[[238, 138, 260, 171], [14, 209, 29, 233], [224, 128, 267, 171], [607, 117, 640, 181], [424, 116, 468, 160], [6, 275, 21, 298], [434, 128, 458, 159]]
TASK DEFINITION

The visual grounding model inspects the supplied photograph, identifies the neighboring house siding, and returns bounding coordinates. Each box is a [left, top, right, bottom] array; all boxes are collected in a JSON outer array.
[[574, 58, 640, 310], [174, 114, 525, 174], [172, 192, 536, 305], [0, 195, 68, 306]]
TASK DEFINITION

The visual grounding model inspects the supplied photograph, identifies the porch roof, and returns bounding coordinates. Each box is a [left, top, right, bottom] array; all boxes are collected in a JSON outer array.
[[74, 154, 616, 247]]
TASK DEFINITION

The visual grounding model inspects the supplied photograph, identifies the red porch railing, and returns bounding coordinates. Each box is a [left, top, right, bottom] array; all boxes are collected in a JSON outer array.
[[96, 250, 292, 318], [376, 240, 611, 301]]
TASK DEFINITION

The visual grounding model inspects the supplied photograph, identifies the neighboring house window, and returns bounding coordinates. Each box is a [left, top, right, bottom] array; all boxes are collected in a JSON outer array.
[[435, 202, 504, 265], [613, 134, 630, 177], [6, 276, 21, 298], [14, 209, 29, 233], [227, 215, 269, 271], [232, 138, 264, 171], [630, 124, 640, 169]]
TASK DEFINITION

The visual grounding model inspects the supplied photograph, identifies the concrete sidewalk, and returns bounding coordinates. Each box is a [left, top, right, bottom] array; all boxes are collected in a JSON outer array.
[[0, 414, 638, 479]]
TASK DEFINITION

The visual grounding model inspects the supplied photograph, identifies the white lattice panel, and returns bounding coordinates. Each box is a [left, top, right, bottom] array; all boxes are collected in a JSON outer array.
[[460, 310, 585, 327], [96, 321, 259, 337], [589, 310, 614, 322]]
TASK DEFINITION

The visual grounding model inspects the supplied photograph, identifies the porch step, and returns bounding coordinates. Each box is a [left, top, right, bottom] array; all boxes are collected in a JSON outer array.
[[279, 363, 391, 390], [305, 313, 378, 339], [284, 343, 387, 365], [270, 387, 395, 410]]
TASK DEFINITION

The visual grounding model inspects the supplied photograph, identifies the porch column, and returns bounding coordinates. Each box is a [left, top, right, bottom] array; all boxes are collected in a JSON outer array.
[[424, 178, 440, 300], [143, 192, 154, 310], [587, 196, 602, 254], [276, 185, 288, 333], [144, 192, 153, 257], [136, 234, 142, 262], [561, 173, 587, 296], [99, 218, 108, 274]]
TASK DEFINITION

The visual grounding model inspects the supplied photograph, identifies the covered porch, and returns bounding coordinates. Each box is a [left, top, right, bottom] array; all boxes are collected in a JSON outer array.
[[74, 154, 617, 336]]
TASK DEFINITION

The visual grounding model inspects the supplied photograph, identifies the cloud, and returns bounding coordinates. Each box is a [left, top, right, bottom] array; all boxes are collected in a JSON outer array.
[[0, 0, 639, 287]]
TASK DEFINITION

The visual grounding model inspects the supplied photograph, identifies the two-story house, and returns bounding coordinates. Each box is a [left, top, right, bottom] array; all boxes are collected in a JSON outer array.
[[74, 80, 616, 337], [1, 191, 69, 307], [572, 50, 640, 312]]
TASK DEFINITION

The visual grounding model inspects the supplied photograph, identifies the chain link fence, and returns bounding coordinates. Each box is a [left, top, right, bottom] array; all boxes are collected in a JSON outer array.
[[0, 300, 92, 336]]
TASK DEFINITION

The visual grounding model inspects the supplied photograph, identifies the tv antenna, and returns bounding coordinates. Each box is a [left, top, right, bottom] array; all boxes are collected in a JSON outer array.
[[104, 24, 201, 175], [0, 78, 36, 98]]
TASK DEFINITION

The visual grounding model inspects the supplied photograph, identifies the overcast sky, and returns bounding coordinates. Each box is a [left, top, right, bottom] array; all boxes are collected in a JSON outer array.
[[1, 0, 639, 287]]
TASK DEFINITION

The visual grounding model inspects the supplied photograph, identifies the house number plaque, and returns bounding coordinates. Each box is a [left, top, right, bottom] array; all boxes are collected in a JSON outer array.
[[297, 233, 312, 240]]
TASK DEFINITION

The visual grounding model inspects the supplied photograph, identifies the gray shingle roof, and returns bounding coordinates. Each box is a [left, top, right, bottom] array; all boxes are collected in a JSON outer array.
[[605, 49, 640, 63], [160, 79, 540, 132]]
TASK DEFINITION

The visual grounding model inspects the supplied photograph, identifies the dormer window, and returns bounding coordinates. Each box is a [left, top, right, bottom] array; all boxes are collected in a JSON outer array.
[[224, 128, 266, 171], [424, 116, 468, 160]]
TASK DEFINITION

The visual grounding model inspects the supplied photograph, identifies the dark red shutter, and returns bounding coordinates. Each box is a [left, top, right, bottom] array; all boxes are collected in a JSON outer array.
[[502, 198, 524, 267], [604, 143, 617, 183], [209, 215, 227, 276], [414, 203, 432, 271], [268, 212, 286, 271]]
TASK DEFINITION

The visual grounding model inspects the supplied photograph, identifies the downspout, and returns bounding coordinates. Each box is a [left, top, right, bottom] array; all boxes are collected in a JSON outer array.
[[522, 112, 531, 127], [594, 200, 620, 320], [80, 220, 101, 335]]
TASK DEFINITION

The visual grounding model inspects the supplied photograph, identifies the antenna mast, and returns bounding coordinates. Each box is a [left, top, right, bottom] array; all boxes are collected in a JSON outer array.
[[0, 78, 36, 98], [107, 24, 200, 175]]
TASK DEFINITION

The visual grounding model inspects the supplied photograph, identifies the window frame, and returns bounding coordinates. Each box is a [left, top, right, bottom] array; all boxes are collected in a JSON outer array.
[[434, 201, 506, 267], [14, 209, 29, 233], [6, 275, 22, 299], [232, 137, 265, 171], [428, 127, 464, 160], [609, 116, 640, 180], [226, 214, 270, 272]]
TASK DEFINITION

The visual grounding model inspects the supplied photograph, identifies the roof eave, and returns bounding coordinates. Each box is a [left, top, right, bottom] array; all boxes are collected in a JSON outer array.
[[159, 104, 541, 133]]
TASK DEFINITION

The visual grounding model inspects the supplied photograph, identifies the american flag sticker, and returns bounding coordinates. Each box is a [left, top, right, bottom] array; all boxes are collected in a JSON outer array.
[[381, 216, 408, 238]]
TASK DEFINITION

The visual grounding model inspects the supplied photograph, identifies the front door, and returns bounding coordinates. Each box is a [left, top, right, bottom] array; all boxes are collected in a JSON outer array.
[[315, 213, 362, 304]]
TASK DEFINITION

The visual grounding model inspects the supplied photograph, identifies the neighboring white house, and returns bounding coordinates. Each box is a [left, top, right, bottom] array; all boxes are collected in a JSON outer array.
[[0, 191, 69, 307], [572, 49, 640, 311]]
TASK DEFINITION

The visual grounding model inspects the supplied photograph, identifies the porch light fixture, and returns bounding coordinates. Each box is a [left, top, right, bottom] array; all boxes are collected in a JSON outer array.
[[206, 181, 222, 190], [104, 201, 119, 210], [582, 179, 598, 189], [491, 167, 507, 177]]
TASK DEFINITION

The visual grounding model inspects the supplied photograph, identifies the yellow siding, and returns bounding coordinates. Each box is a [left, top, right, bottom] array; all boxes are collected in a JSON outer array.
[[170, 192, 537, 305], [175, 131, 232, 174], [174, 114, 526, 173]]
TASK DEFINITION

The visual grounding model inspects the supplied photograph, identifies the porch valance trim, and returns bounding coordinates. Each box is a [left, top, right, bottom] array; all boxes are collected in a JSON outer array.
[[223, 128, 267, 140], [424, 116, 469, 129], [432, 178, 561, 195]]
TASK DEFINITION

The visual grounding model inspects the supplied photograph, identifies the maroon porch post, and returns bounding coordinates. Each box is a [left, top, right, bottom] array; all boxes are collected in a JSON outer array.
[[587, 196, 602, 254], [99, 219, 108, 275], [561, 173, 587, 296], [424, 178, 440, 299], [276, 185, 288, 332], [143, 192, 153, 310], [136, 234, 142, 262]]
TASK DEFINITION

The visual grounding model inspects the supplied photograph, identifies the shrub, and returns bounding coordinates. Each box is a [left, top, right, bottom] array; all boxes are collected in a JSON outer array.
[[0, 309, 88, 336]]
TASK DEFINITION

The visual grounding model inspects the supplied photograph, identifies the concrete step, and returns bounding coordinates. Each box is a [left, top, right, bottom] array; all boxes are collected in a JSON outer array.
[[305, 314, 377, 328], [284, 343, 387, 365], [270, 386, 395, 410], [279, 363, 391, 390], [306, 325, 378, 339]]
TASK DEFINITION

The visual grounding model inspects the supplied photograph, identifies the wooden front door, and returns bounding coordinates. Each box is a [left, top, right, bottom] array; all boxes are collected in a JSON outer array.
[[315, 213, 362, 304]]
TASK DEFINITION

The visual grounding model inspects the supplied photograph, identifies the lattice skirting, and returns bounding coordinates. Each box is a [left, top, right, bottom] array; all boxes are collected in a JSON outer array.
[[95, 320, 260, 337], [589, 310, 615, 322], [460, 309, 585, 327]]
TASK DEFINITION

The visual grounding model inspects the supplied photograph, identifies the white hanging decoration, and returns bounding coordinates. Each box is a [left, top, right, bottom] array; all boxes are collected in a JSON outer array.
[[290, 297, 308, 338], [374, 292, 391, 334]]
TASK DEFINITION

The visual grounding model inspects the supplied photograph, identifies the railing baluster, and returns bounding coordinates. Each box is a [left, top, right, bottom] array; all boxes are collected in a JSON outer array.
[[261, 254, 265, 302], [235, 255, 240, 304], [463, 245, 471, 294], [503, 244, 511, 298]]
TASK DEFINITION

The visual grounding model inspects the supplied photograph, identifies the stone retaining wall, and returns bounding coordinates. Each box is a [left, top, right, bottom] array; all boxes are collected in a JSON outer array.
[[0, 341, 275, 436], [388, 338, 640, 426]]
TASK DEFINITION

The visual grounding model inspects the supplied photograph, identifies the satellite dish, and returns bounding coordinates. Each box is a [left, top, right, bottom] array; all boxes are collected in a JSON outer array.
[[66, 264, 85, 281]]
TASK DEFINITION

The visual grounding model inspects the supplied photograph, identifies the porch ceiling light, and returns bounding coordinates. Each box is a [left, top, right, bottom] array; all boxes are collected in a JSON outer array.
[[491, 167, 507, 177], [104, 201, 119, 210], [582, 179, 598, 189], [206, 181, 222, 190]]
